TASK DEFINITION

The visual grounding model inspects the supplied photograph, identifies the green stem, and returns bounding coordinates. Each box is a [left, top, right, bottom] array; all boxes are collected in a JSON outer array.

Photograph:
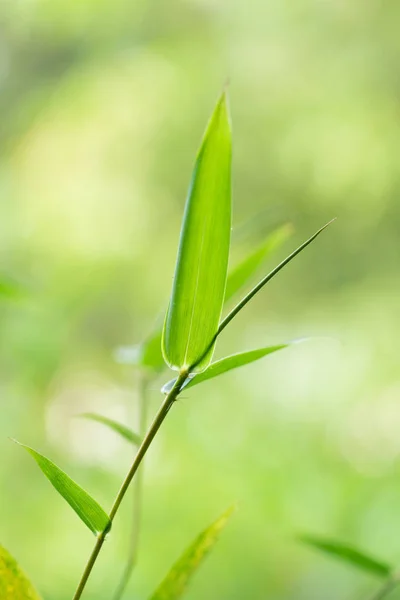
[[72, 370, 188, 600], [113, 373, 149, 600]]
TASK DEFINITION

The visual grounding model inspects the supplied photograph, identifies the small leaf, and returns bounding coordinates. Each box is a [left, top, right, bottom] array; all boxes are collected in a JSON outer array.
[[149, 506, 235, 600], [162, 92, 232, 373], [299, 534, 391, 578], [140, 329, 165, 371], [186, 344, 288, 389], [79, 413, 142, 445], [217, 220, 336, 338], [115, 328, 165, 373], [0, 544, 42, 599], [225, 223, 292, 302], [15, 441, 111, 536], [161, 344, 288, 393]]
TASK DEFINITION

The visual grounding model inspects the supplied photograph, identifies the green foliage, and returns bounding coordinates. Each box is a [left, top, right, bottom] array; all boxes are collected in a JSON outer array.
[[79, 413, 141, 445], [162, 344, 289, 393], [217, 220, 335, 336], [299, 534, 391, 578], [115, 328, 165, 373], [148, 506, 234, 600], [224, 223, 292, 302], [162, 93, 232, 373], [16, 441, 111, 536], [185, 344, 288, 389], [0, 544, 42, 600]]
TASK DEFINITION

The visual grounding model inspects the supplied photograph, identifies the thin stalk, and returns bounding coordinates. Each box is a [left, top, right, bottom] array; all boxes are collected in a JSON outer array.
[[113, 373, 149, 600], [72, 370, 189, 600]]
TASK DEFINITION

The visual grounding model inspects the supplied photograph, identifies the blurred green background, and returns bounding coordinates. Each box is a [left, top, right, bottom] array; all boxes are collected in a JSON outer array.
[[1, 1, 400, 599]]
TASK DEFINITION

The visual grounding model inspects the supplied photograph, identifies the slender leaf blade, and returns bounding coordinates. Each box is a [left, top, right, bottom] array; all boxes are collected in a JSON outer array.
[[0, 545, 42, 599], [217, 219, 336, 338], [186, 344, 288, 389], [16, 441, 111, 536], [161, 344, 289, 393], [162, 93, 232, 373], [149, 506, 235, 600], [225, 223, 292, 302], [299, 534, 391, 577], [79, 413, 141, 445]]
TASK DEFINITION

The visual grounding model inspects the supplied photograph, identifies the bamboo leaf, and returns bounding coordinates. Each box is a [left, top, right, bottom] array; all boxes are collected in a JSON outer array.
[[299, 534, 391, 578], [149, 506, 235, 600], [186, 344, 288, 388], [15, 441, 111, 536], [115, 329, 164, 373], [217, 220, 336, 338], [225, 223, 292, 302], [0, 544, 42, 599], [161, 344, 289, 393], [162, 93, 232, 373], [79, 413, 142, 445], [141, 329, 164, 371]]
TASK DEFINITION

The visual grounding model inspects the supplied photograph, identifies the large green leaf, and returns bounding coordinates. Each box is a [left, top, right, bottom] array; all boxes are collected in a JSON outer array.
[[161, 344, 289, 394], [162, 93, 232, 373], [79, 413, 141, 445], [16, 441, 111, 536], [225, 223, 292, 302], [148, 506, 234, 600], [299, 534, 391, 578], [0, 544, 42, 599]]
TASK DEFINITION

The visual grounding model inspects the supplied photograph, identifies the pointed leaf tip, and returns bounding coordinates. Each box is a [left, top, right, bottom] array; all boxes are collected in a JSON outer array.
[[15, 440, 111, 536], [149, 505, 235, 600], [218, 219, 336, 337], [162, 94, 232, 373]]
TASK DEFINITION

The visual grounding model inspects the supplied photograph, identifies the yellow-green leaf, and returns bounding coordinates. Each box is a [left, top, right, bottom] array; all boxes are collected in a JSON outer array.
[[16, 441, 111, 536], [149, 506, 234, 600], [0, 544, 42, 599], [162, 93, 232, 373]]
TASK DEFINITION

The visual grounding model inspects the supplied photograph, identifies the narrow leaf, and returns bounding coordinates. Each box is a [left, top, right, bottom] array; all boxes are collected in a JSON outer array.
[[186, 344, 288, 389], [0, 544, 42, 599], [15, 441, 111, 536], [225, 223, 292, 302], [161, 344, 289, 393], [217, 219, 336, 338], [299, 534, 391, 578], [162, 93, 232, 373], [149, 506, 235, 600], [79, 413, 142, 445]]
